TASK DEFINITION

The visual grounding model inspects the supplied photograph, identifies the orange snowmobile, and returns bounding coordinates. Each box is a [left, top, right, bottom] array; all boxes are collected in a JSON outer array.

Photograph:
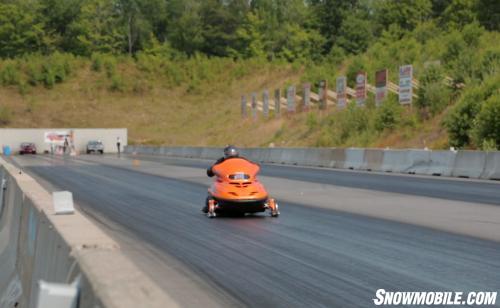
[[205, 157, 279, 218]]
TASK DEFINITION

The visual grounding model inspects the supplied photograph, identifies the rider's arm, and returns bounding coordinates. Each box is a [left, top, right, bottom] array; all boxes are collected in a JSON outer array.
[[207, 167, 214, 177], [207, 157, 225, 177]]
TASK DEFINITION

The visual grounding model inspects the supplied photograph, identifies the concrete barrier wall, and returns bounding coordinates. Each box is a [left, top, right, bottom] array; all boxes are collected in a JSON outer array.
[[427, 151, 457, 177], [361, 149, 384, 171], [0, 166, 23, 308], [482, 152, 500, 180], [452, 151, 487, 178], [124, 145, 500, 182], [0, 128, 127, 154], [0, 158, 176, 308], [343, 148, 365, 170]]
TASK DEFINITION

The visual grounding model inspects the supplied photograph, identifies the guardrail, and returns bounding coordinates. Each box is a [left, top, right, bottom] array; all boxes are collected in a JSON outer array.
[[0, 157, 176, 308], [124, 146, 500, 181]]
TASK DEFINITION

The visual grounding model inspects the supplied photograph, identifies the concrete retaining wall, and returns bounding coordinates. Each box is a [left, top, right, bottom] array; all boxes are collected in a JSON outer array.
[[0, 158, 176, 308], [0, 128, 127, 154], [125, 145, 500, 182]]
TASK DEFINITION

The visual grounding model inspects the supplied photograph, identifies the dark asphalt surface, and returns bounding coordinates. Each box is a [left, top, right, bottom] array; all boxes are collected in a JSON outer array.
[[125, 154, 500, 206], [19, 155, 500, 307]]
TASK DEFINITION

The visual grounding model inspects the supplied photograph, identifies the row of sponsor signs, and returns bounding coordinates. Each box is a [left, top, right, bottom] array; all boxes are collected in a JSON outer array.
[[242, 65, 413, 117], [339, 65, 414, 106]]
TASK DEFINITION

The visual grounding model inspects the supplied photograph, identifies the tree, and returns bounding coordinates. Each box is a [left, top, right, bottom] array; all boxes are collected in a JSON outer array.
[[309, 0, 360, 52], [476, 0, 500, 31], [116, 0, 147, 55], [0, 3, 51, 57], [198, 0, 248, 57], [39, 0, 84, 52], [68, 0, 126, 55], [416, 64, 450, 117], [278, 23, 325, 62], [336, 14, 374, 54], [230, 12, 266, 58], [165, 0, 204, 56], [374, 0, 433, 32], [440, 0, 478, 29]]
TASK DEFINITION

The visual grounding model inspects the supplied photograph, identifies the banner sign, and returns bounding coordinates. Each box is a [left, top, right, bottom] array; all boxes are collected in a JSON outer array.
[[274, 89, 281, 117], [251, 92, 257, 119], [303, 83, 311, 110], [44, 131, 70, 144], [263, 90, 269, 118], [355, 71, 367, 106], [375, 69, 388, 106], [399, 65, 413, 105], [336, 76, 347, 108], [287, 86, 296, 113], [241, 95, 247, 118], [319, 80, 327, 109]]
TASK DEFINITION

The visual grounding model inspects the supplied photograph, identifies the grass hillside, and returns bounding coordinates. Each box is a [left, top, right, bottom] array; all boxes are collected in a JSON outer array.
[[0, 22, 499, 149], [0, 55, 299, 146]]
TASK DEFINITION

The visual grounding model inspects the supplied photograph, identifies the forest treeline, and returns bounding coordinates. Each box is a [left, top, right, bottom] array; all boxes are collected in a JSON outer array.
[[0, 0, 498, 59]]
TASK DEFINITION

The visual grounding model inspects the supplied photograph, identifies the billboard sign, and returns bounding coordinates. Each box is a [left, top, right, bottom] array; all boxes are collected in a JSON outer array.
[[336, 76, 347, 108], [318, 80, 327, 109], [287, 86, 296, 113], [274, 89, 281, 117], [303, 83, 311, 111], [241, 95, 247, 117], [263, 90, 269, 118], [399, 65, 413, 105], [355, 71, 367, 106], [44, 131, 70, 145], [251, 92, 257, 119], [375, 69, 388, 106]]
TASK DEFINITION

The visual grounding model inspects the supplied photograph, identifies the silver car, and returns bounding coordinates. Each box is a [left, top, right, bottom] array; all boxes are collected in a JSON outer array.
[[86, 140, 104, 154]]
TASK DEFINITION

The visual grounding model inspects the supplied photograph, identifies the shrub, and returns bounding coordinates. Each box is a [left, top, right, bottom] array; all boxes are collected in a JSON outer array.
[[109, 74, 125, 92], [18, 80, 28, 95], [18, 53, 76, 88], [445, 88, 482, 148], [445, 74, 500, 147], [42, 65, 56, 88], [91, 53, 103, 72], [164, 61, 185, 87], [481, 139, 498, 151], [0, 60, 20, 86], [136, 53, 164, 73], [478, 46, 500, 80], [315, 128, 335, 147], [416, 64, 451, 117], [472, 93, 500, 150], [103, 56, 117, 77], [306, 112, 318, 131], [48, 52, 72, 82], [374, 98, 402, 131], [326, 103, 369, 145], [25, 56, 44, 86]]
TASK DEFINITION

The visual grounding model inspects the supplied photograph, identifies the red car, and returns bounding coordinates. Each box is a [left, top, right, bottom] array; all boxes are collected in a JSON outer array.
[[20, 142, 37, 155]]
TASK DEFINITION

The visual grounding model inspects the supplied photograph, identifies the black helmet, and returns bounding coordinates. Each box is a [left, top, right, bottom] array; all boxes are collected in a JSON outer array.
[[223, 145, 239, 158]]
